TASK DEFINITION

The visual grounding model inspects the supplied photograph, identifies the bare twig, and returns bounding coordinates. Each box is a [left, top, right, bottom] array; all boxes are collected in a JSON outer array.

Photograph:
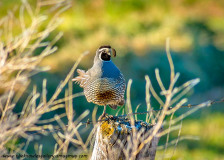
[[73, 97, 224, 126]]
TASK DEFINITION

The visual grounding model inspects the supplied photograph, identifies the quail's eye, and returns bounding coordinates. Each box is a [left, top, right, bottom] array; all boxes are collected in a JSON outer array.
[[100, 52, 111, 61]]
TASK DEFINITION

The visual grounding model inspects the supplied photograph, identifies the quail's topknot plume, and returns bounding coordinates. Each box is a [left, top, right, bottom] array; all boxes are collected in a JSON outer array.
[[73, 45, 126, 118]]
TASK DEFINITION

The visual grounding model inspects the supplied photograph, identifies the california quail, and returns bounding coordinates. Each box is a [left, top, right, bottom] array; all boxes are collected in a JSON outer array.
[[73, 45, 126, 118]]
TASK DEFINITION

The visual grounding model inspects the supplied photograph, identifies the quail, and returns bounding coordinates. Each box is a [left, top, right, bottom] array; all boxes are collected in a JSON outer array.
[[72, 45, 126, 118]]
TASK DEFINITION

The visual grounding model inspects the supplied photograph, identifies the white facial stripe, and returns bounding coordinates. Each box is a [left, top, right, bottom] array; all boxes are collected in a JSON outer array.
[[98, 48, 105, 52], [99, 52, 102, 60], [99, 48, 111, 53]]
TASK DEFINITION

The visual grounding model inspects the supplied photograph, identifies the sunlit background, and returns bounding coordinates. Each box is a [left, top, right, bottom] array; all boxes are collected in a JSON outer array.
[[1, 0, 224, 159]]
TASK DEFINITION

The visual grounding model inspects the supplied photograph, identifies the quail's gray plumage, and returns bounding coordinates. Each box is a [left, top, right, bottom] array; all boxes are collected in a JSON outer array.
[[73, 45, 126, 117]]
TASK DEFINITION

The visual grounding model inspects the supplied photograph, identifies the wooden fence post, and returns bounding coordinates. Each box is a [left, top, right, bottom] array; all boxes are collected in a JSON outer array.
[[91, 116, 162, 160]]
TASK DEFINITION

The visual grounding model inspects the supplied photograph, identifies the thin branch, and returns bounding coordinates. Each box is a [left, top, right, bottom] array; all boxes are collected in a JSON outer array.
[[76, 97, 224, 126]]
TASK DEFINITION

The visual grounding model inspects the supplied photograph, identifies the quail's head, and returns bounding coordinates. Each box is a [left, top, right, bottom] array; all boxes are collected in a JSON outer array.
[[94, 45, 116, 63]]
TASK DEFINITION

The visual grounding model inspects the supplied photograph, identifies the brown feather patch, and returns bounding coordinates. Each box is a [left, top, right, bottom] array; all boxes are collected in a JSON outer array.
[[95, 91, 116, 101]]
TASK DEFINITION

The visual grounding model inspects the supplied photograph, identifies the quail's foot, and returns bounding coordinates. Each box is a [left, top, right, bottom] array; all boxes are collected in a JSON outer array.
[[98, 105, 107, 121], [98, 112, 107, 121]]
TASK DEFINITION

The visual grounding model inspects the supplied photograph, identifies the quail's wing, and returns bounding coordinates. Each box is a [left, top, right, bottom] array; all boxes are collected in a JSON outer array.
[[72, 69, 90, 88]]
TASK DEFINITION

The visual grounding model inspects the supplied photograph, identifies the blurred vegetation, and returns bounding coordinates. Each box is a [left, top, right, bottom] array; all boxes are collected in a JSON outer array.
[[1, 0, 224, 159]]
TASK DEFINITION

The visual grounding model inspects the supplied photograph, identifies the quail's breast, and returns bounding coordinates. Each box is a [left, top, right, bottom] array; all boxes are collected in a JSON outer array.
[[83, 78, 125, 106]]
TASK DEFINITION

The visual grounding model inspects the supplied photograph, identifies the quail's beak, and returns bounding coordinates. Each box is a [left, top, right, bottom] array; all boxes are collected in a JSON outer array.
[[105, 48, 111, 56]]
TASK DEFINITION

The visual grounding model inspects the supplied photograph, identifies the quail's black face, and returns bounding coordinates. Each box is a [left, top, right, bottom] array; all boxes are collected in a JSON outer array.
[[98, 45, 116, 62], [100, 50, 111, 61]]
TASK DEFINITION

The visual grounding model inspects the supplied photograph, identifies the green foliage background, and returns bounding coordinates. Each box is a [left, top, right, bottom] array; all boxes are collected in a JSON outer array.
[[1, 0, 224, 159]]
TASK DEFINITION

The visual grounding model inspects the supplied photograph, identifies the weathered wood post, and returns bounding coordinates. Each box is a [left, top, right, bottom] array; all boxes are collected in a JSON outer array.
[[91, 115, 162, 160]]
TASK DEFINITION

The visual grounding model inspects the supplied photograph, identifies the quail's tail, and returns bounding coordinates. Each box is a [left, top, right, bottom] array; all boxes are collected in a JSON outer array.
[[72, 69, 89, 87], [109, 105, 117, 110], [109, 99, 125, 110]]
